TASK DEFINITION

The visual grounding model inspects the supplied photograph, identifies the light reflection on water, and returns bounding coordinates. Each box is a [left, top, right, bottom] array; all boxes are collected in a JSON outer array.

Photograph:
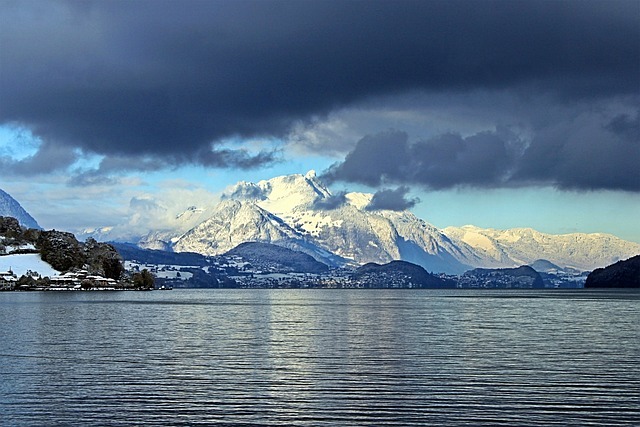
[[1, 289, 639, 426]]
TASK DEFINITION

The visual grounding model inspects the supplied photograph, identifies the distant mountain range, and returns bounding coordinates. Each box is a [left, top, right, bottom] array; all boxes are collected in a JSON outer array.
[[3, 183, 634, 289], [118, 171, 638, 274], [4, 172, 639, 276], [0, 189, 40, 229], [0, 218, 619, 289], [110, 241, 589, 289]]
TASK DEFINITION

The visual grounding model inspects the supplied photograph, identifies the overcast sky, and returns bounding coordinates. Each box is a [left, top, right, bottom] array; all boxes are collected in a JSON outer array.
[[1, 0, 638, 242]]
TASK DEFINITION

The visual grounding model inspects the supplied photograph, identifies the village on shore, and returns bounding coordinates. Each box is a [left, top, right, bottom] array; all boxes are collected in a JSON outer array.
[[0, 267, 154, 291], [1, 216, 154, 291]]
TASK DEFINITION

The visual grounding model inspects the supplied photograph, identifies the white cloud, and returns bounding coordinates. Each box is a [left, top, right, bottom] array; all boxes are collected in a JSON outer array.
[[94, 182, 221, 241]]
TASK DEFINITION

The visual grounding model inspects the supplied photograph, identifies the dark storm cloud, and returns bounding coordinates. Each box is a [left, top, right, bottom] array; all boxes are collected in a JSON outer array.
[[312, 191, 349, 210], [194, 148, 280, 170], [514, 110, 640, 191], [322, 131, 413, 187], [324, 130, 518, 190], [365, 187, 420, 211], [326, 117, 640, 192], [67, 155, 167, 187], [1, 0, 638, 170], [0, 142, 78, 176], [605, 112, 640, 141], [66, 147, 279, 187]]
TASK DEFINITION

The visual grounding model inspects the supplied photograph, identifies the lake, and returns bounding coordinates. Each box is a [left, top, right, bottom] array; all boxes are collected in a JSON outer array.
[[1, 289, 638, 426]]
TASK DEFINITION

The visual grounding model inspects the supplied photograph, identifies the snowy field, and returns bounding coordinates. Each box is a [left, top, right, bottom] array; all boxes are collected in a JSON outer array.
[[0, 253, 59, 277]]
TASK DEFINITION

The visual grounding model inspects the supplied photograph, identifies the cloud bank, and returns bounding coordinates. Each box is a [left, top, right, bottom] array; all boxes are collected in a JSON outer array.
[[366, 187, 420, 211], [312, 191, 349, 210], [0, 0, 637, 183], [324, 98, 639, 193]]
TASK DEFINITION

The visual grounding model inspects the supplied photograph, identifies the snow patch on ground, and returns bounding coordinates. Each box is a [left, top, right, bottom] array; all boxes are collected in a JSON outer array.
[[0, 254, 60, 277]]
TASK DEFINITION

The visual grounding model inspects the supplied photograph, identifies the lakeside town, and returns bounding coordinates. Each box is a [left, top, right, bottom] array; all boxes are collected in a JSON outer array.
[[0, 268, 153, 291]]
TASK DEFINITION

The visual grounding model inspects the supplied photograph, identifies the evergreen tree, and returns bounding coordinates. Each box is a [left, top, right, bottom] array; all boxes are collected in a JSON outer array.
[[133, 269, 154, 289], [103, 258, 124, 280]]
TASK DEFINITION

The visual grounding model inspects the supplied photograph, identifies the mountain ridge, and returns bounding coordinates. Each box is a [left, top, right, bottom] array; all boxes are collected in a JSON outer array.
[[87, 171, 639, 274], [443, 225, 639, 271]]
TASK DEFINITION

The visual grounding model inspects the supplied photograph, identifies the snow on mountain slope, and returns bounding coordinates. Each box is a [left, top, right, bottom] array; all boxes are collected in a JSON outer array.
[[443, 225, 640, 271], [441, 225, 520, 268], [171, 199, 343, 266], [135, 173, 326, 253], [257, 170, 331, 215], [276, 202, 470, 273], [0, 188, 41, 229], [175, 205, 207, 225], [174, 199, 299, 254], [128, 171, 639, 274], [379, 211, 475, 273], [221, 170, 331, 215], [176, 172, 472, 273], [293, 203, 402, 264]]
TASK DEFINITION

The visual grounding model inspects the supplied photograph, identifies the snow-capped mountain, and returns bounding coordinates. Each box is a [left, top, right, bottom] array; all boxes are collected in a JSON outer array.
[[0, 188, 41, 229], [131, 171, 640, 274], [173, 199, 346, 267], [443, 225, 640, 271], [175, 171, 472, 272], [175, 199, 302, 255]]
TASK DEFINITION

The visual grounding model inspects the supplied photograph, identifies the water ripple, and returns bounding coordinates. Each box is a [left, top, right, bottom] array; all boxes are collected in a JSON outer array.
[[1, 289, 639, 426]]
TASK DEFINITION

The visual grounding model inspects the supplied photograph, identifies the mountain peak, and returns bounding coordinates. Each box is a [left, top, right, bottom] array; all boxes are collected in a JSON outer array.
[[251, 172, 332, 214], [221, 172, 333, 213]]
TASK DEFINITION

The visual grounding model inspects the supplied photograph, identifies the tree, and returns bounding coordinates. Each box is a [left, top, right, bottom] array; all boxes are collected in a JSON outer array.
[[36, 230, 86, 272], [133, 269, 155, 289], [103, 258, 124, 280], [0, 217, 22, 238], [16, 275, 35, 289]]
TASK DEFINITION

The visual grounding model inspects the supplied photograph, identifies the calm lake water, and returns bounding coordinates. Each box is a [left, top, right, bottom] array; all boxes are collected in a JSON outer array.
[[1, 289, 639, 426]]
